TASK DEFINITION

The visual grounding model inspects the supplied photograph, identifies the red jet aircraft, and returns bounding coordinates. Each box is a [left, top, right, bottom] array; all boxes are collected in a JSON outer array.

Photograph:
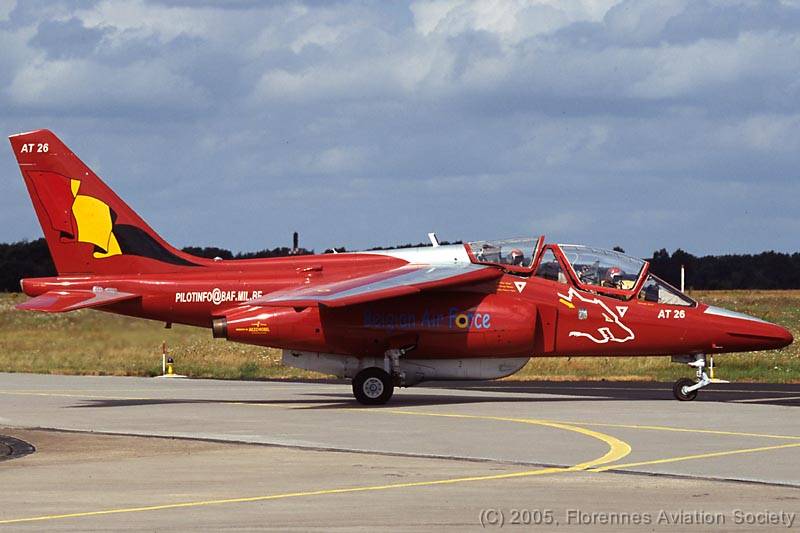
[[10, 130, 794, 404]]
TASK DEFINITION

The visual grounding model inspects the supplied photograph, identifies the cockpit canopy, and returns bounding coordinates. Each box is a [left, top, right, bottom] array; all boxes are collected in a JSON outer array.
[[466, 238, 542, 270], [558, 245, 645, 291], [464, 237, 695, 306]]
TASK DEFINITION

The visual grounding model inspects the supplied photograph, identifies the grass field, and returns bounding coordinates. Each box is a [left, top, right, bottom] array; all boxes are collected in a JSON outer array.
[[0, 291, 798, 383]]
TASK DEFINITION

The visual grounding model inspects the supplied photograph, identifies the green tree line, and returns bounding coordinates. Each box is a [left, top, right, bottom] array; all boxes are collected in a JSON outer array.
[[2, 239, 799, 292], [647, 248, 800, 290]]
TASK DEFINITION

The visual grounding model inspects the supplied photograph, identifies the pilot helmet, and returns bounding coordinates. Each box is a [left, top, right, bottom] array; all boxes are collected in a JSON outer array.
[[605, 266, 622, 280], [509, 248, 524, 265]]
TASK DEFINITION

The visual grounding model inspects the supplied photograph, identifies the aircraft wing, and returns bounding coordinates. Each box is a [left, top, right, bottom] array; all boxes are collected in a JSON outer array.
[[17, 289, 140, 312], [248, 264, 502, 308]]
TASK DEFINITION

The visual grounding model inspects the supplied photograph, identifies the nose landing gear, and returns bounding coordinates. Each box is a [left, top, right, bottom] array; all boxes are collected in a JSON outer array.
[[671, 354, 729, 401], [672, 377, 698, 401]]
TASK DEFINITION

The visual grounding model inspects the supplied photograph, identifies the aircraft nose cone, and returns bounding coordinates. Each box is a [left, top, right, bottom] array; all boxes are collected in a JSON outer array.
[[726, 321, 793, 351], [703, 305, 794, 351], [740, 321, 794, 348], [770, 323, 794, 348]]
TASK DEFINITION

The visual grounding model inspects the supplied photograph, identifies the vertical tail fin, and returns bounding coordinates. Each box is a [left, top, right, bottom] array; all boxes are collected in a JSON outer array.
[[9, 129, 202, 275]]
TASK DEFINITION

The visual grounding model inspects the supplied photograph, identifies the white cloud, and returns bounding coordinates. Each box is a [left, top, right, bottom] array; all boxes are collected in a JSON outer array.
[[629, 31, 800, 100], [717, 113, 800, 152], [410, 0, 617, 43], [304, 146, 370, 175], [75, 0, 212, 43], [8, 57, 209, 111], [603, 0, 689, 44], [1, 0, 800, 255], [0, 0, 15, 22], [290, 22, 350, 54]]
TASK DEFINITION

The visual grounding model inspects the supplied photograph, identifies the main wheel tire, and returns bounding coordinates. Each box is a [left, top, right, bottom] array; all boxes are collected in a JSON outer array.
[[352, 368, 394, 405], [673, 377, 698, 401]]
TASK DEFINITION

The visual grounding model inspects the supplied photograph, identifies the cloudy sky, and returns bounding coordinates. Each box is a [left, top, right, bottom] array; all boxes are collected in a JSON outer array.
[[1, 0, 799, 257]]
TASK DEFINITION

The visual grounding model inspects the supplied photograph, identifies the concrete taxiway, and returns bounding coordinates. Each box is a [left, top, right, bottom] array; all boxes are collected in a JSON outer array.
[[0, 373, 799, 530]]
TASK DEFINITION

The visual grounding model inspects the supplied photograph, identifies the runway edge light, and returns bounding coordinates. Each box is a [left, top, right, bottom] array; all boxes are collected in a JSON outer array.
[[155, 341, 187, 379]]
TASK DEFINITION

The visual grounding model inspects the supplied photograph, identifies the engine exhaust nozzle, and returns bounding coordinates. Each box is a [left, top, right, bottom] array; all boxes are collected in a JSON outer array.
[[212, 317, 228, 339]]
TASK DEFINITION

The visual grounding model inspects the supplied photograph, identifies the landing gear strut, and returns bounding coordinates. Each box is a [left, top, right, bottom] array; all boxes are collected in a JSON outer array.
[[350, 348, 410, 405], [671, 353, 728, 401]]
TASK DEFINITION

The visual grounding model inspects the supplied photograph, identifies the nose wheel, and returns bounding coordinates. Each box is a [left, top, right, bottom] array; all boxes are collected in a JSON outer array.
[[673, 377, 698, 401], [671, 353, 728, 401]]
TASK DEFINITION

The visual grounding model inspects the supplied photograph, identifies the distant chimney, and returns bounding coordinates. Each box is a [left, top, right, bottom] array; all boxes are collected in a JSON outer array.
[[292, 232, 299, 251]]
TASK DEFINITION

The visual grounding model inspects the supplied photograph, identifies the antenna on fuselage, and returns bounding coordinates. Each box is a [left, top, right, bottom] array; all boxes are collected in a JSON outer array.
[[428, 232, 440, 247]]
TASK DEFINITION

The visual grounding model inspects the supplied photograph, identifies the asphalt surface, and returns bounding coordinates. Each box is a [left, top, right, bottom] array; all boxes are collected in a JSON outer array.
[[0, 373, 799, 531]]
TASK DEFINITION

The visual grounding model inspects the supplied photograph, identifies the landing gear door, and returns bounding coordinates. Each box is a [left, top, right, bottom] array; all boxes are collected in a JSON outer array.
[[534, 304, 557, 353]]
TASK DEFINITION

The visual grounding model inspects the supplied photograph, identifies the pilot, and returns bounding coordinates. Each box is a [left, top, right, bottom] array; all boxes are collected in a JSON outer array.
[[509, 249, 524, 266], [603, 266, 623, 288]]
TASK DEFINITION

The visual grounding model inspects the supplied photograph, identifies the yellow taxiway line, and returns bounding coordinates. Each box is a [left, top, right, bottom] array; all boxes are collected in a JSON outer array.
[[0, 407, 628, 525], [0, 466, 567, 525], [379, 409, 632, 469], [1, 389, 799, 525], [590, 442, 800, 472], [0, 390, 146, 401], [545, 420, 800, 441]]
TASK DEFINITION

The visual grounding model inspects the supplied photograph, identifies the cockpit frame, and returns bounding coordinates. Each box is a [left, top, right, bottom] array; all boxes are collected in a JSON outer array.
[[464, 236, 545, 275], [552, 244, 650, 299], [465, 236, 695, 304]]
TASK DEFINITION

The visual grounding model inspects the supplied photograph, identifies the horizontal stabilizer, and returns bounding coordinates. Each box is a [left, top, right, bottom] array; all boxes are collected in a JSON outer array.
[[248, 264, 502, 308], [17, 288, 139, 313]]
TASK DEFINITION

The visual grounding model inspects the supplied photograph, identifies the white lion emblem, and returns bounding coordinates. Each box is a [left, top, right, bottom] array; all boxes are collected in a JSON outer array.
[[557, 287, 635, 344]]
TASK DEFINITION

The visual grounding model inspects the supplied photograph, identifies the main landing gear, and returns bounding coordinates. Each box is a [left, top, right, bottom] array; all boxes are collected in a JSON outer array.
[[672, 353, 729, 401], [351, 349, 408, 405], [352, 367, 394, 405]]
